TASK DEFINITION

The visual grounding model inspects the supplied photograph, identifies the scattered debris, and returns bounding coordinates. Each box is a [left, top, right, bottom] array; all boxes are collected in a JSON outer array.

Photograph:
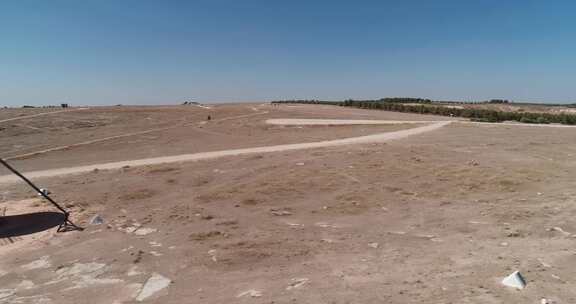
[[134, 228, 158, 236], [286, 278, 309, 290], [538, 258, 552, 268], [136, 273, 172, 302], [237, 289, 263, 298], [501, 271, 526, 289], [468, 221, 489, 225], [315, 222, 338, 228], [208, 249, 218, 262], [468, 160, 479, 166], [132, 250, 145, 264], [149, 241, 162, 247], [548, 227, 571, 236], [121, 246, 134, 253], [416, 234, 436, 239], [270, 208, 292, 216], [90, 214, 105, 225], [506, 230, 522, 238], [285, 222, 303, 227], [37, 188, 50, 196]]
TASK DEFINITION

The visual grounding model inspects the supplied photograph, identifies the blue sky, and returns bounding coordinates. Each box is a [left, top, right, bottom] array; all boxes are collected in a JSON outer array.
[[1, 0, 576, 106]]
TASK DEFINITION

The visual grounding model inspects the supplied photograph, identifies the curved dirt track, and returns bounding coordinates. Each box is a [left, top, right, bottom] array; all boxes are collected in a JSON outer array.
[[0, 120, 451, 185], [266, 118, 442, 125]]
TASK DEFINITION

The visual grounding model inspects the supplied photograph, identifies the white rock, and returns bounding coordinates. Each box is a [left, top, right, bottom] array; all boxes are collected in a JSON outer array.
[[549, 227, 571, 236], [286, 278, 309, 290], [368, 242, 379, 249], [237, 289, 263, 298], [136, 273, 171, 301], [501, 271, 526, 289], [134, 228, 157, 236], [315, 222, 337, 228], [208, 249, 218, 262]]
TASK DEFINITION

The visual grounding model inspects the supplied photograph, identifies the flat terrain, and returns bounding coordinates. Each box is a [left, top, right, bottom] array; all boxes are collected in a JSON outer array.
[[1, 104, 576, 303]]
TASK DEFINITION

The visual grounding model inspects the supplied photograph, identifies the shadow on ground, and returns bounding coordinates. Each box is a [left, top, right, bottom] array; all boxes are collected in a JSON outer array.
[[0, 212, 65, 238]]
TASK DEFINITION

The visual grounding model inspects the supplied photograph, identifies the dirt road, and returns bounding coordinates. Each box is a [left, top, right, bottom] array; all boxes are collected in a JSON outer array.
[[0, 120, 450, 184], [266, 118, 444, 125]]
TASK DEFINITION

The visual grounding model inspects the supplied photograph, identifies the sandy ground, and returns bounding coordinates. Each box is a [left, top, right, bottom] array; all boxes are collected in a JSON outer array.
[[1, 104, 576, 303]]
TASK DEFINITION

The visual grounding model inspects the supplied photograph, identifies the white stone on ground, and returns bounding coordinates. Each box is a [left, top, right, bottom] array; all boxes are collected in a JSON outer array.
[[134, 228, 158, 236], [237, 289, 263, 298], [501, 271, 527, 289], [286, 278, 309, 290], [136, 273, 171, 302]]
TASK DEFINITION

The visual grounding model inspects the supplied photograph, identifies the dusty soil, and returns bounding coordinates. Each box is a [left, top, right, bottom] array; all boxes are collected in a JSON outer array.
[[0, 104, 433, 172], [1, 103, 576, 303]]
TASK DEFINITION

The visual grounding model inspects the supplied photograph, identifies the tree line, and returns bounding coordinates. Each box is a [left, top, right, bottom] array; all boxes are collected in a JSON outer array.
[[272, 99, 576, 125]]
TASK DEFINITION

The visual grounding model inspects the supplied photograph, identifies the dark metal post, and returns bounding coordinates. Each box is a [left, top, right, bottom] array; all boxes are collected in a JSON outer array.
[[0, 158, 82, 232]]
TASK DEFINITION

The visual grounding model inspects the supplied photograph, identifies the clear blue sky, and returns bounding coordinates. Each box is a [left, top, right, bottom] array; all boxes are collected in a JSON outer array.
[[2, 0, 576, 106]]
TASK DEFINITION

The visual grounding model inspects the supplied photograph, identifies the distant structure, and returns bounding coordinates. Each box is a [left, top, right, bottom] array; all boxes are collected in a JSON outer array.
[[61, 103, 69, 108]]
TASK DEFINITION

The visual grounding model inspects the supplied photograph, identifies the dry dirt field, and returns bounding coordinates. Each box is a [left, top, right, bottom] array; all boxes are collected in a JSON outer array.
[[1, 103, 576, 303]]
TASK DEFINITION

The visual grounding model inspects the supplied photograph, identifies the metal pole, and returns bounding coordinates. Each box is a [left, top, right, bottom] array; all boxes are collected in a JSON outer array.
[[0, 158, 82, 231]]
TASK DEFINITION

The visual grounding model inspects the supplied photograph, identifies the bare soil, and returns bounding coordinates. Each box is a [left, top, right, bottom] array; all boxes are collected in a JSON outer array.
[[1, 104, 576, 303]]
